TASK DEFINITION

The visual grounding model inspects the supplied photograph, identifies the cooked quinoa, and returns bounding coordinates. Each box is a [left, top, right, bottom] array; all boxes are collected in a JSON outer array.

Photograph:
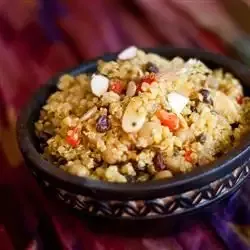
[[35, 46, 250, 183]]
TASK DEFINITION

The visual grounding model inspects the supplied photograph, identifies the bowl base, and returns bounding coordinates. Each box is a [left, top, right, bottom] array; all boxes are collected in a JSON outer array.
[[57, 189, 241, 237]]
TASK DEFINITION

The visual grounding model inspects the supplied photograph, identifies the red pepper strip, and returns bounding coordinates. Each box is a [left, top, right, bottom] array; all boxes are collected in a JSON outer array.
[[110, 79, 124, 94], [236, 95, 244, 105], [66, 127, 80, 147], [136, 73, 156, 93], [184, 150, 193, 163], [141, 73, 156, 84], [156, 110, 180, 132]]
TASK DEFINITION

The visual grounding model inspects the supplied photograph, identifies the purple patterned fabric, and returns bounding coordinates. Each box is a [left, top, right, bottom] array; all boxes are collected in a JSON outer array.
[[211, 185, 250, 250], [39, 0, 65, 41], [0, 0, 250, 249]]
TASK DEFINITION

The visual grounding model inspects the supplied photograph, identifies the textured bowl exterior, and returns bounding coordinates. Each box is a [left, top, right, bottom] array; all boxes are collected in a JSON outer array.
[[17, 47, 250, 220], [29, 161, 249, 219]]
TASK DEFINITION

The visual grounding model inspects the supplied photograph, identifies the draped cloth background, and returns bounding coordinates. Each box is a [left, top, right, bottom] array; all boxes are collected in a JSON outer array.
[[1, 1, 250, 249]]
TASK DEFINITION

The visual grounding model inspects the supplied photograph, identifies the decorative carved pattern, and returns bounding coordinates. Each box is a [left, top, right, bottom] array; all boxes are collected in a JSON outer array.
[[31, 163, 249, 219]]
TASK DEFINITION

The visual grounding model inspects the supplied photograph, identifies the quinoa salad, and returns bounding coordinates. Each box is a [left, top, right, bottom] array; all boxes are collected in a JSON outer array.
[[35, 47, 250, 183]]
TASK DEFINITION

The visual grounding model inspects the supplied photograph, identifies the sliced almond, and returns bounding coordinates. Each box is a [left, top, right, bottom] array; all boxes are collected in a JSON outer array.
[[178, 114, 188, 129], [213, 91, 239, 123], [122, 111, 146, 133], [171, 57, 184, 70], [90, 74, 109, 97], [122, 97, 147, 133], [167, 92, 189, 115], [80, 106, 98, 121], [126, 81, 137, 97], [118, 46, 137, 60]]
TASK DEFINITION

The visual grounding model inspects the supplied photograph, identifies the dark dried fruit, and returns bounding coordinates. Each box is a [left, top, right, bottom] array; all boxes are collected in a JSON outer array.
[[199, 88, 209, 101], [58, 158, 67, 165], [39, 131, 52, 149], [145, 62, 159, 73], [153, 152, 166, 170], [96, 115, 111, 133], [39, 131, 51, 143], [196, 133, 206, 144], [190, 105, 197, 113], [190, 99, 200, 112], [49, 155, 59, 164], [231, 122, 240, 129], [200, 89, 213, 105]]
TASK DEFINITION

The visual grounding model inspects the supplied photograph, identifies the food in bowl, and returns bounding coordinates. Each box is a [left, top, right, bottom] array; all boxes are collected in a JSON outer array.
[[35, 47, 250, 183]]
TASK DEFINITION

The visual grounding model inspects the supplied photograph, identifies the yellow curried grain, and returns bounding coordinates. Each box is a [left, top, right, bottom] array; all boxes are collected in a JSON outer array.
[[35, 49, 250, 183]]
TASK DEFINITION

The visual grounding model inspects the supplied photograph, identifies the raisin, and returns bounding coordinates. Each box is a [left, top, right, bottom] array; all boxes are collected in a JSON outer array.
[[199, 89, 209, 100], [200, 89, 213, 105], [153, 152, 166, 171], [96, 115, 111, 133], [39, 131, 51, 143], [190, 105, 197, 112], [39, 131, 52, 149], [231, 122, 240, 129], [49, 155, 59, 164], [58, 158, 67, 165], [196, 133, 206, 144], [145, 62, 159, 73], [191, 99, 200, 112]]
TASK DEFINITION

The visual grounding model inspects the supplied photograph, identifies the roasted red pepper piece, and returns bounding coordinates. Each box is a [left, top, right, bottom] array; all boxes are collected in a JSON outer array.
[[110, 79, 124, 94], [66, 127, 80, 147], [184, 150, 193, 163], [156, 110, 180, 132]]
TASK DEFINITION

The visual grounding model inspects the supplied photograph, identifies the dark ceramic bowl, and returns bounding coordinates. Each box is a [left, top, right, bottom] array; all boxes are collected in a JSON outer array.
[[17, 47, 250, 221]]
